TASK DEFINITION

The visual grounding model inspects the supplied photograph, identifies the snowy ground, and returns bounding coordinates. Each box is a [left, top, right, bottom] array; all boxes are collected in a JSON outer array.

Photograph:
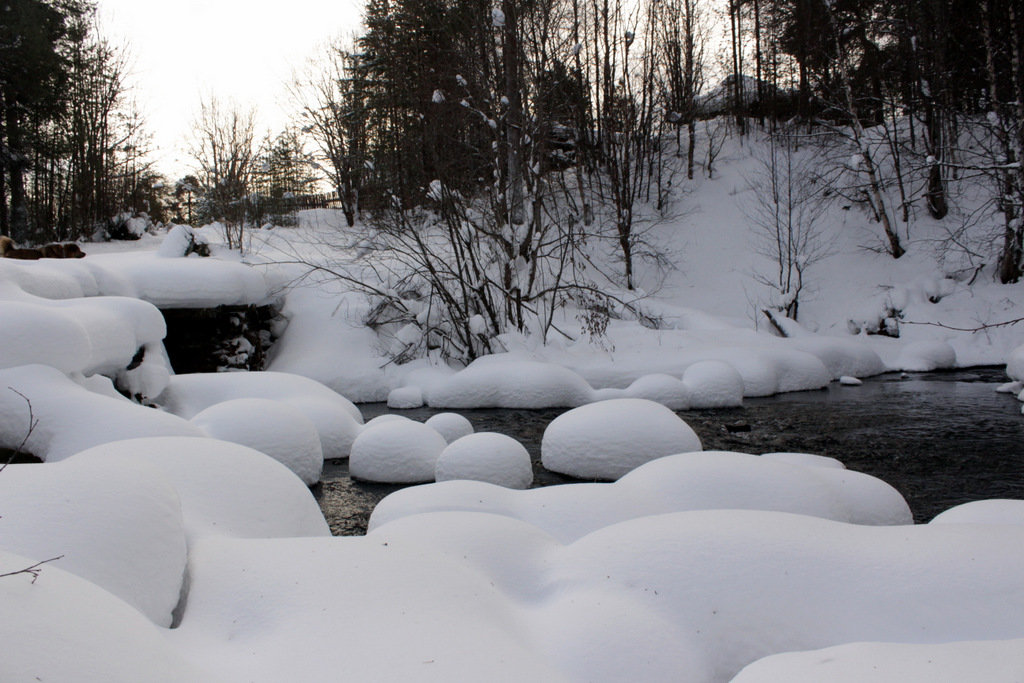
[[2, 130, 1024, 680]]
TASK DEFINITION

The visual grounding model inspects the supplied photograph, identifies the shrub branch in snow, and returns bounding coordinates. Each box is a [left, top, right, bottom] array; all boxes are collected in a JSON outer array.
[[0, 388, 37, 474], [0, 388, 62, 584]]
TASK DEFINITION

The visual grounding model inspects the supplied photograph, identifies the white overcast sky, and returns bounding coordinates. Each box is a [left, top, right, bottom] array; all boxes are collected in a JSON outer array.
[[98, 0, 364, 179]]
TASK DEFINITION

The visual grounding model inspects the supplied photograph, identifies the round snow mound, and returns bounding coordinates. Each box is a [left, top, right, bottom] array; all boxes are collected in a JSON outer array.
[[426, 358, 594, 408], [425, 412, 475, 443], [683, 360, 744, 408], [625, 374, 689, 410], [349, 420, 448, 483], [541, 398, 702, 480], [190, 398, 323, 485], [896, 340, 956, 371], [387, 386, 424, 409], [435, 432, 533, 489], [930, 499, 1024, 526], [1007, 344, 1024, 382], [363, 414, 414, 430]]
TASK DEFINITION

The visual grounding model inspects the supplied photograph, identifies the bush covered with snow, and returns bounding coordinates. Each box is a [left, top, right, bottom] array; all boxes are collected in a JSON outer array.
[[434, 432, 533, 489], [541, 398, 702, 479]]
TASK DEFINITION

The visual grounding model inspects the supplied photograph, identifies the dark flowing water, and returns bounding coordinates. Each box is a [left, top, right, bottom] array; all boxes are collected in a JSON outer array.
[[314, 367, 1024, 534]]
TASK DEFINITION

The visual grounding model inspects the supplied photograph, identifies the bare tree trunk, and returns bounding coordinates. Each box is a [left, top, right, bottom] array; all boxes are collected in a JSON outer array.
[[982, 0, 1024, 282], [503, 0, 526, 226], [4, 107, 30, 244], [827, 5, 904, 258]]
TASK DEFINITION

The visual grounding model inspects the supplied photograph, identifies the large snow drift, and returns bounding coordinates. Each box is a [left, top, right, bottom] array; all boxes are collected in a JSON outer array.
[[371, 450, 912, 540]]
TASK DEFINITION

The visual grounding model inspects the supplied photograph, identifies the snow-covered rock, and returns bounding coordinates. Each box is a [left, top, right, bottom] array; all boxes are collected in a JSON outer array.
[[682, 359, 745, 407], [732, 638, 1024, 683], [427, 357, 594, 409], [156, 371, 363, 459], [541, 398, 702, 479], [424, 412, 475, 443], [84, 252, 272, 308], [0, 364, 203, 462], [349, 419, 448, 483], [623, 373, 689, 409], [69, 437, 329, 540], [435, 432, 533, 489], [929, 499, 1024, 526], [760, 451, 846, 469], [387, 385, 424, 409], [1007, 344, 1024, 382], [0, 294, 165, 375], [189, 399, 324, 485], [895, 340, 957, 372]]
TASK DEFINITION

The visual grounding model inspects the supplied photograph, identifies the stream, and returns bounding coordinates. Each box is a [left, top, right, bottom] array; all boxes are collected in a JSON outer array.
[[314, 367, 1024, 535]]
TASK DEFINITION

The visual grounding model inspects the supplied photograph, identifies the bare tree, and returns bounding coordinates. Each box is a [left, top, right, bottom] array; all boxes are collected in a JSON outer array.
[[744, 129, 830, 320], [289, 40, 367, 227], [188, 97, 258, 250]]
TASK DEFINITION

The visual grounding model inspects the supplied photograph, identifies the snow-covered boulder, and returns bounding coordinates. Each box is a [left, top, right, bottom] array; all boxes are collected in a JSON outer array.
[[1007, 344, 1024, 382], [0, 294, 165, 376], [426, 357, 594, 409], [84, 251, 272, 308], [0, 364, 203, 462], [69, 437, 329, 540], [157, 224, 209, 258], [760, 451, 846, 469], [349, 419, 448, 483], [732, 638, 1024, 683], [156, 371, 363, 459], [362, 413, 413, 430], [424, 412, 475, 443], [541, 398, 702, 479], [623, 373, 689, 409], [929, 499, 1024, 526], [189, 399, 324, 485], [682, 359, 744, 407], [387, 385, 424, 409], [0, 455, 188, 627], [435, 432, 533, 489], [371, 450, 911, 539], [895, 340, 957, 372], [790, 336, 887, 380]]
